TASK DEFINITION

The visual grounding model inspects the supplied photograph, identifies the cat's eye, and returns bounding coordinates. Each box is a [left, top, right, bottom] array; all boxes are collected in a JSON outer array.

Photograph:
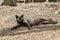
[[17, 18, 21, 21]]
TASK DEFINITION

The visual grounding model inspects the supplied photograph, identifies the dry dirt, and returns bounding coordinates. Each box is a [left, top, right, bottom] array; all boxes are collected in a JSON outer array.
[[0, 2, 60, 40]]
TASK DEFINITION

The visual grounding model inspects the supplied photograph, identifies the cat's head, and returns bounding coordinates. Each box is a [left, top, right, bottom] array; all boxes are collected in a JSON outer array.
[[15, 14, 24, 24]]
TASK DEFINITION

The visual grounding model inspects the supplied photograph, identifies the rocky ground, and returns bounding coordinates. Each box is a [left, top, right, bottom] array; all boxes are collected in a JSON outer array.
[[0, 2, 60, 40]]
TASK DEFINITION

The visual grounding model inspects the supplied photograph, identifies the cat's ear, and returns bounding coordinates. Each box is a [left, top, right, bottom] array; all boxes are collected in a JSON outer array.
[[15, 15, 19, 19], [20, 14, 24, 18]]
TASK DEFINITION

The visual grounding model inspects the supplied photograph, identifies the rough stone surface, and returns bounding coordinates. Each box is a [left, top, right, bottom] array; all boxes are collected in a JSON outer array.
[[0, 3, 60, 40], [0, 0, 4, 5]]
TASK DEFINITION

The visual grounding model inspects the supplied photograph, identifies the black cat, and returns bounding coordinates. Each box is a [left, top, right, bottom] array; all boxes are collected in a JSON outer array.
[[11, 14, 57, 30]]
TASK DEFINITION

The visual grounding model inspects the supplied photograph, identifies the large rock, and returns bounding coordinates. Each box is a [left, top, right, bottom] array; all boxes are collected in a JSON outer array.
[[0, 0, 4, 6], [4, 0, 17, 6]]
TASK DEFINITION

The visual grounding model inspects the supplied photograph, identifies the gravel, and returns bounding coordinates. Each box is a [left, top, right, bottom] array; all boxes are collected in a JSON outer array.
[[0, 2, 60, 40]]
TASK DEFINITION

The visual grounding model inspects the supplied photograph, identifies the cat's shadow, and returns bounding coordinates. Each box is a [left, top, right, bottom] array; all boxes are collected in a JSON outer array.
[[0, 24, 60, 37]]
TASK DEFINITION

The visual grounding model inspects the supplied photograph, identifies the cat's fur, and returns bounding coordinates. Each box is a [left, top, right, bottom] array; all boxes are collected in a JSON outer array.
[[28, 18, 57, 26], [11, 14, 31, 30], [11, 14, 57, 30]]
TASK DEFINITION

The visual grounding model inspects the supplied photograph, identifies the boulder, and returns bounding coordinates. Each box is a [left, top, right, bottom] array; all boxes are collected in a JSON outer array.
[[0, 0, 4, 6], [4, 0, 17, 6]]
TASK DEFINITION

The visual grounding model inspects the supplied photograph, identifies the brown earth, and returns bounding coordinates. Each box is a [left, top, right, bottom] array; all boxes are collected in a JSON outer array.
[[0, 2, 60, 40]]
